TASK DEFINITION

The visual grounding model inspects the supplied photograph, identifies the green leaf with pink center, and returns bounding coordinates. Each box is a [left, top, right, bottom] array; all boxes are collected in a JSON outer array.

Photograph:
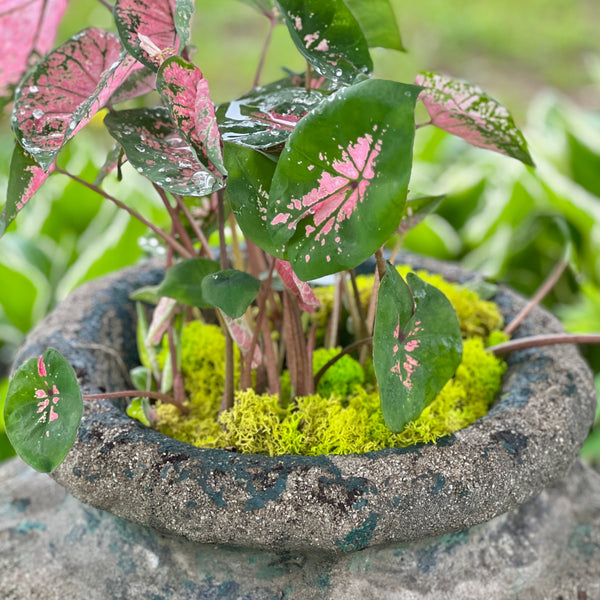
[[268, 78, 421, 280], [415, 71, 534, 167], [4, 348, 83, 472], [157, 56, 226, 176], [276, 0, 373, 84], [374, 266, 463, 432]]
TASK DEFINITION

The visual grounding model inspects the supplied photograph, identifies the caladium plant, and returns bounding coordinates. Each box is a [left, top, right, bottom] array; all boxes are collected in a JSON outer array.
[[2, 0, 544, 472]]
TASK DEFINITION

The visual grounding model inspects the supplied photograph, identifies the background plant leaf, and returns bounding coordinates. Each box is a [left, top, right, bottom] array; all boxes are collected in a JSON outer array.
[[201, 269, 261, 318], [1, 144, 54, 237], [0, 0, 68, 103], [276, 0, 373, 84], [343, 0, 404, 51], [223, 142, 283, 257], [268, 79, 420, 280], [114, 0, 180, 70], [4, 348, 83, 472], [174, 0, 195, 47], [157, 257, 220, 307], [373, 266, 463, 432], [157, 56, 226, 176], [216, 75, 329, 151], [104, 107, 224, 196], [11, 28, 141, 170], [415, 71, 534, 167]]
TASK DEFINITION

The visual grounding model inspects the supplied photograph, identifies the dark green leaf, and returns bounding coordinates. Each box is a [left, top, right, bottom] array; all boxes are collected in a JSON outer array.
[[276, 0, 372, 84], [4, 348, 83, 472], [397, 195, 445, 235], [224, 142, 284, 257], [237, 0, 282, 21], [157, 257, 220, 307], [216, 76, 329, 151], [343, 0, 404, 51], [373, 266, 462, 432], [201, 269, 261, 318], [268, 79, 421, 280], [104, 107, 224, 197]]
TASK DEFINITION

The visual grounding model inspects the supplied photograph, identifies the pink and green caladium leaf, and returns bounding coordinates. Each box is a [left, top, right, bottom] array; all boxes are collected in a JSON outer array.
[[268, 79, 421, 280], [114, 0, 180, 70], [343, 0, 404, 51], [156, 257, 220, 307], [11, 28, 141, 171], [0, 0, 68, 106], [1, 143, 54, 237], [276, 0, 372, 84], [415, 72, 534, 167], [275, 259, 320, 313], [157, 56, 226, 176], [223, 142, 284, 257], [216, 75, 330, 151], [104, 107, 224, 196], [4, 348, 83, 473], [201, 270, 261, 319], [373, 265, 463, 433], [222, 312, 262, 369]]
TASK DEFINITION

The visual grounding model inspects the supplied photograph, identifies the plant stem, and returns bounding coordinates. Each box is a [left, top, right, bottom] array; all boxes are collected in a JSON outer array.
[[173, 194, 215, 260], [154, 184, 196, 256], [504, 258, 569, 336], [253, 15, 276, 87], [83, 390, 175, 402], [56, 168, 193, 258], [375, 248, 387, 281], [168, 320, 186, 410], [314, 337, 373, 391], [325, 273, 343, 349], [489, 333, 600, 356]]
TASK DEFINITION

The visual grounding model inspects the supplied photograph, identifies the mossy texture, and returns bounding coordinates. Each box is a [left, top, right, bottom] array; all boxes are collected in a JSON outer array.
[[155, 267, 507, 455]]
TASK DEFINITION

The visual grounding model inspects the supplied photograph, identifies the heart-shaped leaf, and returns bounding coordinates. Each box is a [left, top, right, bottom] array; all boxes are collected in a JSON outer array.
[[114, 0, 180, 70], [373, 266, 463, 432], [201, 269, 261, 318], [157, 56, 226, 176], [216, 75, 329, 151], [397, 195, 445, 235], [415, 71, 534, 167], [343, 0, 404, 51], [268, 79, 421, 280], [223, 142, 283, 257], [104, 107, 224, 197], [0, 0, 68, 104], [11, 28, 141, 170], [276, 0, 372, 84], [1, 144, 54, 237], [157, 257, 220, 307], [4, 348, 83, 472], [238, 0, 282, 21]]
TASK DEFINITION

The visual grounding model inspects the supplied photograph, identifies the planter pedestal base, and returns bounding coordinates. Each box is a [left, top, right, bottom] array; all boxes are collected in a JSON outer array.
[[1, 457, 599, 599]]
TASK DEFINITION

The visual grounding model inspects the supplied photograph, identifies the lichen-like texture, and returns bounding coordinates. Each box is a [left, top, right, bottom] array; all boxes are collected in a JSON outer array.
[[154, 266, 507, 454]]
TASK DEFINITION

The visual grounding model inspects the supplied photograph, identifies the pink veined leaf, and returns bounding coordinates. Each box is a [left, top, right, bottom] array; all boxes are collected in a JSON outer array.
[[157, 57, 226, 176], [146, 296, 179, 346], [415, 71, 534, 166], [275, 259, 320, 313], [11, 28, 143, 171], [221, 311, 263, 369], [0, 0, 68, 100], [109, 65, 157, 105], [114, 0, 180, 70]]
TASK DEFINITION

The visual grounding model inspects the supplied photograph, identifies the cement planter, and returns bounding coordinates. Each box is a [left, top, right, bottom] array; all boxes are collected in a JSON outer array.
[[13, 256, 597, 553]]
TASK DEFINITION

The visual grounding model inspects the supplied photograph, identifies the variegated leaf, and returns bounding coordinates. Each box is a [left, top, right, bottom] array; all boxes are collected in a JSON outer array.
[[11, 28, 141, 170], [275, 259, 320, 313], [157, 56, 226, 176], [415, 72, 534, 166], [373, 266, 462, 432], [0, 0, 68, 103], [268, 79, 420, 280]]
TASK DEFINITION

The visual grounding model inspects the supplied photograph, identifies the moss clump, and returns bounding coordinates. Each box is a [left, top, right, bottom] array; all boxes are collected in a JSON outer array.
[[154, 266, 507, 455]]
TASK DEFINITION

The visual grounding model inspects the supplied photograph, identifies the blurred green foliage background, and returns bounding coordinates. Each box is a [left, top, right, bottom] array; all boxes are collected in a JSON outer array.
[[1, 0, 599, 463]]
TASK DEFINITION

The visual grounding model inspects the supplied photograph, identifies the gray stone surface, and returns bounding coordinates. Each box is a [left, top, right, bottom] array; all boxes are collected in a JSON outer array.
[[13, 258, 598, 552], [1, 456, 600, 599]]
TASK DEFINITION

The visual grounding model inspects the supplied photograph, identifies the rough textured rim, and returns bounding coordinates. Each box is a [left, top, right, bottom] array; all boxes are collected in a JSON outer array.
[[14, 256, 597, 552]]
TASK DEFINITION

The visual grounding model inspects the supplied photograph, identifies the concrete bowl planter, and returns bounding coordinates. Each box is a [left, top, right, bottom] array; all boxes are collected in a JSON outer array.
[[13, 255, 597, 554]]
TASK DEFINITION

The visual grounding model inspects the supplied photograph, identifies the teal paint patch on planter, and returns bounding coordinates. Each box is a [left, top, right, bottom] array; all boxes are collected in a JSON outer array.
[[338, 512, 379, 551]]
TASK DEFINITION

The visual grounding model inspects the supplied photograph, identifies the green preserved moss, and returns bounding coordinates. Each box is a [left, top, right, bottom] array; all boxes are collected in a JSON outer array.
[[154, 266, 507, 455]]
